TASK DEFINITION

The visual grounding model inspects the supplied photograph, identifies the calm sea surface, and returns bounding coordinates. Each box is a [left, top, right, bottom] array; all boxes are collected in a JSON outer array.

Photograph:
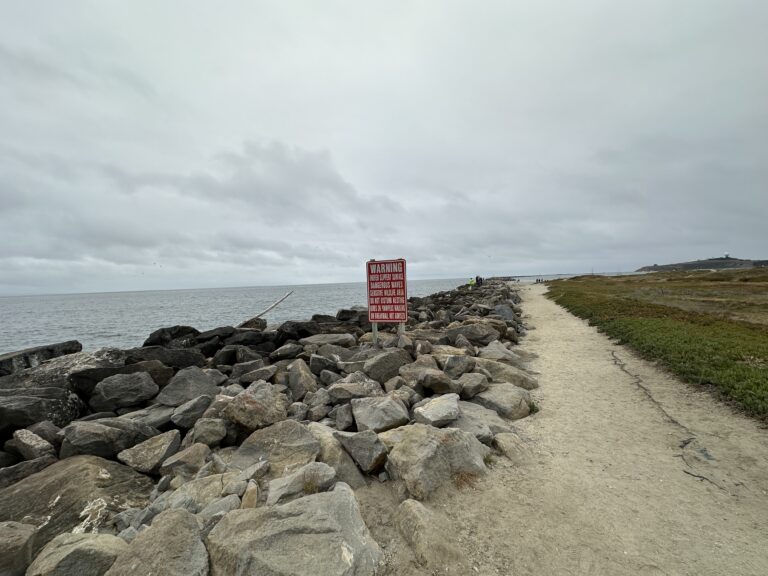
[[0, 279, 464, 355]]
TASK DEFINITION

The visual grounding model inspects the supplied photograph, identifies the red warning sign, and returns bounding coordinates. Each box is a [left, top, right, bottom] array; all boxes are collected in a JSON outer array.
[[367, 259, 408, 323]]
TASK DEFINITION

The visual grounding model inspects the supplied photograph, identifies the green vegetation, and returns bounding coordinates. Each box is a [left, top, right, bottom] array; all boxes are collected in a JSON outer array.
[[546, 269, 768, 420]]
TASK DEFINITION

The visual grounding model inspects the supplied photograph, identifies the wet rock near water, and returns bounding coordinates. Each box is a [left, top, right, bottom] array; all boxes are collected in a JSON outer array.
[[0, 279, 535, 575]]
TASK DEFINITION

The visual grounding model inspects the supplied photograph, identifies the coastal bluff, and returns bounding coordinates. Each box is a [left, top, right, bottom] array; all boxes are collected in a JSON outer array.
[[0, 280, 536, 575]]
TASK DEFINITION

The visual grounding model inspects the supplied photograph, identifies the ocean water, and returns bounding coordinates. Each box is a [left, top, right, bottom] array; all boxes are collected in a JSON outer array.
[[0, 278, 464, 355]]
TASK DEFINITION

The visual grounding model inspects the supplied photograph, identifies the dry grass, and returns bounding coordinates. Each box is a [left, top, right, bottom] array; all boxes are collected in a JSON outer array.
[[452, 471, 480, 489]]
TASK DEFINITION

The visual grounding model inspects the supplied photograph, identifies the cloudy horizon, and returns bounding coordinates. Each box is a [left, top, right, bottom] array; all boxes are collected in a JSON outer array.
[[2, 1, 766, 296]]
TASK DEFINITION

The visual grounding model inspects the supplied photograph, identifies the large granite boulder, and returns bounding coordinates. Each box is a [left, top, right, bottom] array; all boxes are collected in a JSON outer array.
[[413, 393, 460, 427], [449, 401, 513, 444], [117, 430, 181, 474], [0, 521, 36, 576], [306, 423, 366, 489], [473, 383, 531, 420], [327, 372, 384, 403], [298, 333, 357, 348], [0, 456, 153, 557], [333, 430, 388, 474], [472, 358, 538, 390], [223, 382, 290, 431], [89, 372, 159, 412], [59, 418, 159, 459], [229, 420, 319, 479], [382, 424, 488, 499], [0, 455, 58, 490], [155, 367, 219, 407], [362, 349, 413, 383], [142, 325, 200, 347], [68, 360, 173, 397], [286, 358, 317, 401], [206, 483, 381, 575], [26, 533, 128, 576], [446, 323, 500, 346], [266, 461, 337, 505], [351, 396, 409, 432], [105, 509, 208, 576], [0, 341, 82, 377]]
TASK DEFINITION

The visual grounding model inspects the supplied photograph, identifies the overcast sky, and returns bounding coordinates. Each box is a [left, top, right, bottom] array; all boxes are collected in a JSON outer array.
[[1, 1, 766, 295]]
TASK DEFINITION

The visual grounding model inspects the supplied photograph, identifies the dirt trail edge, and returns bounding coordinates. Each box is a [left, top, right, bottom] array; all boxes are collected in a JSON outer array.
[[421, 283, 768, 576]]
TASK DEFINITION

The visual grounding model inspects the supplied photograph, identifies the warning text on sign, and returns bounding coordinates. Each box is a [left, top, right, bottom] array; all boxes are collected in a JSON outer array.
[[367, 259, 408, 323]]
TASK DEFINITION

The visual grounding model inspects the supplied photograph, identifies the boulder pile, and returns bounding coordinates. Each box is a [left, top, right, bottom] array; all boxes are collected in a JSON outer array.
[[0, 280, 536, 575]]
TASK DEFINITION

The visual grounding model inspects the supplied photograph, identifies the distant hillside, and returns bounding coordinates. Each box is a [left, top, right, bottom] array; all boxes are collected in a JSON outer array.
[[637, 256, 767, 272]]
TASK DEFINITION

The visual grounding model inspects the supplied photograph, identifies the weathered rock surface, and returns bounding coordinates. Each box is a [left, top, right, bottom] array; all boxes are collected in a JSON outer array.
[[12, 428, 56, 460], [0, 456, 153, 557], [207, 483, 381, 576], [450, 401, 513, 444], [418, 368, 461, 395], [0, 387, 84, 432], [363, 349, 413, 384], [396, 499, 466, 570], [413, 393, 460, 427], [0, 455, 58, 489], [473, 383, 531, 420], [0, 521, 36, 576], [117, 430, 180, 474], [159, 442, 211, 480], [334, 430, 387, 474], [69, 360, 173, 397], [89, 372, 159, 412], [124, 346, 205, 369], [170, 394, 213, 428], [59, 418, 159, 459], [473, 357, 538, 390], [0, 341, 82, 377], [287, 358, 317, 401], [478, 340, 524, 366], [457, 372, 490, 399], [441, 355, 476, 379], [299, 333, 357, 348], [446, 323, 500, 346], [266, 461, 337, 505], [494, 432, 530, 463], [327, 372, 384, 403], [26, 532, 128, 576], [223, 382, 289, 431], [156, 367, 220, 407], [307, 422, 366, 489], [351, 396, 409, 432], [383, 424, 488, 499], [191, 418, 228, 447], [105, 509, 208, 576], [229, 420, 320, 478]]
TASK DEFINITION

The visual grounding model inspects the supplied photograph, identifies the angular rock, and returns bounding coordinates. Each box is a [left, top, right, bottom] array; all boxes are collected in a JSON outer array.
[[478, 340, 524, 366], [124, 346, 204, 369], [266, 461, 336, 505], [473, 383, 531, 420], [0, 456, 153, 558], [191, 418, 227, 447], [0, 521, 36, 576], [105, 509, 208, 576], [26, 532, 128, 576], [239, 365, 277, 384], [0, 341, 82, 377], [161, 472, 239, 513], [198, 494, 241, 523], [309, 354, 336, 375], [69, 361, 174, 397], [287, 358, 317, 401], [0, 455, 57, 489], [307, 422, 366, 489], [0, 387, 84, 433], [223, 383, 289, 431], [230, 359, 266, 380], [320, 369, 342, 386], [229, 420, 319, 479], [384, 424, 488, 499], [413, 393, 460, 427], [117, 430, 180, 474], [12, 429, 56, 460], [207, 483, 381, 575], [159, 443, 210, 480], [156, 367, 220, 407], [118, 404, 174, 429], [395, 499, 466, 570], [171, 395, 213, 428], [363, 348, 413, 384], [473, 357, 538, 390], [450, 401, 512, 444], [351, 396, 409, 433], [143, 325, 199, 347], [240, 480, 259, 508], [334, 430, 387, 474], [287, 402, 309, 421], [441, 355, 476, 379], [59, 418, 159, 459], [26, 421, 62, 449], [299, 333, 357, 348], [269, 343, 303, 361], [457, 372, 489, 399], [446, 323, 500, 346], [327, 372, 384, 403], [89, 372, 159, 412], [335, 403, 354, 431], [418, 368, 461, 395]]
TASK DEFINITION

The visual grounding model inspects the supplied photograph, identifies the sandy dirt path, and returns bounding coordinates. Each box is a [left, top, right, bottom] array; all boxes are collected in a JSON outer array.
[[414, 283, 768, 576]]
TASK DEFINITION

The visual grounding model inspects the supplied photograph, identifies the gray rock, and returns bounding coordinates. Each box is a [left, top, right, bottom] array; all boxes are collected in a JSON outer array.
[[162, 472, 239, 514], [191, 418, 227, 447], [0, 341, 82, 377], [477, 340, 524, 366], [229, 420, 319, 479], [335, 403, 354, 430], [60, 418, 159, 459], [118, 404, 174, 429], [171, 395, 213, 428], [351, 396, 409, 433], [0, 456, 153, 558], [203, 369, 229, 385], [383, 424, 488, 499], [334, 430, 387, 474], [383, 375, 406, 392], [0, 455, 57, 490], [287, 358, 317, 401], [0, 521, 36, 576], [308, 404, 331, 421], [230, 359, 266, 380], [220, 383, 244, 397], [89, 373, 158, 412], [222, 479, 247, 497], [441, 355, 476, 379], [449, 401, 512, 444], [473, 383, 531, 420], [299, 333, 357, 347], [494, 432, 530, 463], [457, 372, 489, 399], [363, 348, 413, 383], [0, 387, 84, 434], [197, 493, 241, 522], [269, 343, 303, 361], [309, 354, 336, 375], [105, 509, 208, 576], [473, 357, 538, 390], [418, 368, 461, 395], [12, 429, 55, 460], [240, 480, 259, 508], [447, 323, 500, 346], [327, 372, 384, 403], [223, 382, 289, 431], [395, 499, 466, 570], [319, 369, 342, 386], [26, 532, 128, 576], [25, 421, 62, 449], [69, 360, 173, 397], [117, 430, 181, 474], [155, 367, 220, 407], [413, 393, 460, 427], [307, 423, 366, 489], [124, 346, 205, 370], [266, 461, 336, 505], [239, 364, 278, 384], [206, 483, 381, 575], [159, 443, 211, 480], [287, 402, 309, 421]]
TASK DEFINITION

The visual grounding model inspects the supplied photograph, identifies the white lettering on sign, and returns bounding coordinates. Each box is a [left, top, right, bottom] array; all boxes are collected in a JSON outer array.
[[366, 259, 408, 323]]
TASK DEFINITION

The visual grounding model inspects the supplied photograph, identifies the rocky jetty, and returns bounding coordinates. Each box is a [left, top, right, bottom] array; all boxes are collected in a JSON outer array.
[[0, 280, 536, 575]]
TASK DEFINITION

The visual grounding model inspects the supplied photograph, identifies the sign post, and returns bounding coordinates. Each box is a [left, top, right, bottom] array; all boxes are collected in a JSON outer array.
[[366, 258, 408, 347]]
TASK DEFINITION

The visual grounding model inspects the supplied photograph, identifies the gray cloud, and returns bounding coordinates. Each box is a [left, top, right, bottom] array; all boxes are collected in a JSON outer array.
[[1, 0, 766, 295]]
